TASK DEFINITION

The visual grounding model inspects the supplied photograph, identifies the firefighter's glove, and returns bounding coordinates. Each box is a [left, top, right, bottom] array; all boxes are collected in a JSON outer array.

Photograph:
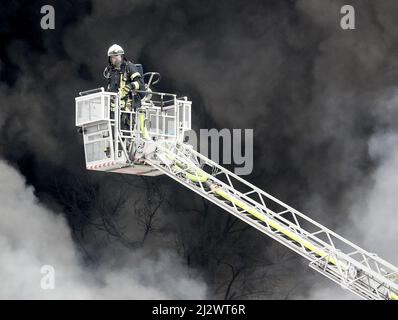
[[120, 84, 132, 99]]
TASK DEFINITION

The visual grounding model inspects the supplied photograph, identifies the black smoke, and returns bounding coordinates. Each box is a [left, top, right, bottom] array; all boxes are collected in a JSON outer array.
[[1, 0, 397, 299]]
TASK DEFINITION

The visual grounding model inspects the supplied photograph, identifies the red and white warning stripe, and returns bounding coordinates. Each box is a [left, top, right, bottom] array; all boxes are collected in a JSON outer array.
[[87, 161, 116, 170]]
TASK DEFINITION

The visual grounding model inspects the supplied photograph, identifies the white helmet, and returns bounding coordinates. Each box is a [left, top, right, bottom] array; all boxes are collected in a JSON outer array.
[[107, 44, 124, 56]]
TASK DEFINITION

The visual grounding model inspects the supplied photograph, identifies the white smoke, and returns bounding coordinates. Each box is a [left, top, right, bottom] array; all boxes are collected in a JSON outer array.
[[300, 96, 398, 300], [300, 132, 398, 300], [347, 132, 398, 265], [0, 160, 207, 299]]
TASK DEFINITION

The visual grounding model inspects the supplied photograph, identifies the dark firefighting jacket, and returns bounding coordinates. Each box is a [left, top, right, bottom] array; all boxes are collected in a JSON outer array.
[[105, 59, 145, 109]]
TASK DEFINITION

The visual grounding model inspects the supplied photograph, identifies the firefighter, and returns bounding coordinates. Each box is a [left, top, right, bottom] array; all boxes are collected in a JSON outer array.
[[103, 44, 145, 130]]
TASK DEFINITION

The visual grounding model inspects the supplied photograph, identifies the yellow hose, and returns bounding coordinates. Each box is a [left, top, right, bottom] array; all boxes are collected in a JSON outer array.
[[172, 159, 337, 264], [211, 186, 337, 265], [139, 111, 150, 139]]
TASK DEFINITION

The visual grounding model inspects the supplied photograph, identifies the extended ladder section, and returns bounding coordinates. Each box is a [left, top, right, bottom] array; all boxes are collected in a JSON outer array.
[[143, 140, 398, 300], [76, 86, 398, 300]]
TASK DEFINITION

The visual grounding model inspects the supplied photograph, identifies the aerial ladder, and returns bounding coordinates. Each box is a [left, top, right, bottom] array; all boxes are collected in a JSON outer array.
[[75, 70, 398, 300]]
